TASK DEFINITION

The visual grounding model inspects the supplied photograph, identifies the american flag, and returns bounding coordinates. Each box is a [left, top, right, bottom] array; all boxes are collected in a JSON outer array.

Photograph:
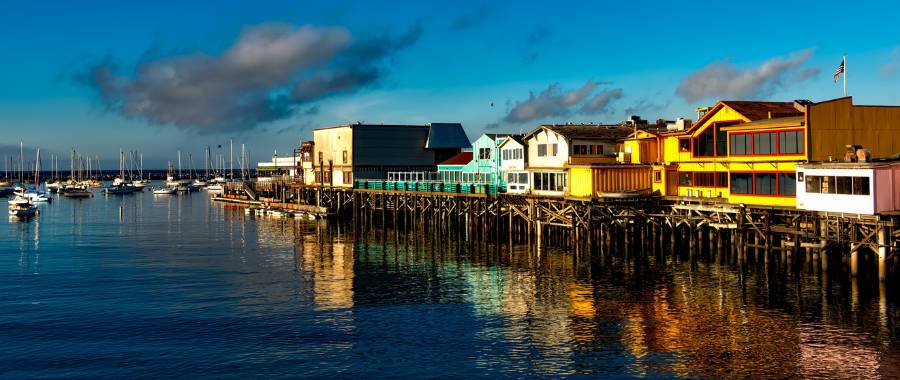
[[834, 58, 845, 83]]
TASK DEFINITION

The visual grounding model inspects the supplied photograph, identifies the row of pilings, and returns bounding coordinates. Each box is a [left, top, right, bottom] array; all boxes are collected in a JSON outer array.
[[346, 191, 897, 283]]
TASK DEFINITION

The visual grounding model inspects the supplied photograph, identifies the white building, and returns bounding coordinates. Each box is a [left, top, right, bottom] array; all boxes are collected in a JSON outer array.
[[498, 135, 528, 193], [796, 161, 900, 215], [523, 124, 630, 196], [256, 153, 302, 181]]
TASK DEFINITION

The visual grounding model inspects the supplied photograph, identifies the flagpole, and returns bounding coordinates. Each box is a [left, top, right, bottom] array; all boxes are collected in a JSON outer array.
[[843, 53, 847, 97]]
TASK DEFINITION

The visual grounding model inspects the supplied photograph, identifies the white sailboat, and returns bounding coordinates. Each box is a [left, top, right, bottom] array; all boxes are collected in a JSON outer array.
[[8, 195, 37, 217], [105, 149, 137, 195], [18, 147, 51, 203]]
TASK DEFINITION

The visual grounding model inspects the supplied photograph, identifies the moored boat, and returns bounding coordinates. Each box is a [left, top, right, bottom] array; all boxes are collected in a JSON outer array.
[[152, 186, 177, 195], [62, 186, 93, 198], [8, 196, 37, 217]]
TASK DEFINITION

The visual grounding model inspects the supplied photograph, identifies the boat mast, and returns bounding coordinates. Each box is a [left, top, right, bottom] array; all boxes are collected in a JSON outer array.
[[34, 147, 40, 186], [19, 141, 24, 183], [229, 139, 234, 181]]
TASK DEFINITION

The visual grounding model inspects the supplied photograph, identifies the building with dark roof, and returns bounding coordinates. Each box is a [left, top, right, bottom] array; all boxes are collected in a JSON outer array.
[[312, 123, 469, 186]]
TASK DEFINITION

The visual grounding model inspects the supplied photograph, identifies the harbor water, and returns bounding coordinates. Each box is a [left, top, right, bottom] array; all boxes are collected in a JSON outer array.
[[2, 186, 899, 378]]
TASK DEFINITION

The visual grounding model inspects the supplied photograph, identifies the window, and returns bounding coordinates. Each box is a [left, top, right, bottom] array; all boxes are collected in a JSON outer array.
[[805, 175, 869, 195], [822, 176, 836, 194], [853, 177, 870, 195], [551, 144, 559, 156], [694, 126, 715, 156], [653, 170, 662, 183], [805, 175, 821, 193], [778, 130, 804, 154], [342, 150, 348, 164], [478, 148, 491, 160], [836, 176, 852, 194], [318, 152, 323, 163], [715, 125, 729, 156], [343, 171, 352, 184], [753, 132, 776, 155], [678, 138, 691, 152], [731, 173, 753, 194], [694, 172, 715, 187], [716, 172, 728, 188], [755, 173, 777, 195], [537, 144, 547, 157], [778, 173, 796, 196], [519, 173, 528, 184], [730, 133, 752, 155], [574, 145, 588, 155], [678, 172, 692, 186], [532, 172, 565, 191]]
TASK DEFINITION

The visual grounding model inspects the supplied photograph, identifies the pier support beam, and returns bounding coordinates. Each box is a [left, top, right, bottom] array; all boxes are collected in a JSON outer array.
[[878, 226, 890, 281]]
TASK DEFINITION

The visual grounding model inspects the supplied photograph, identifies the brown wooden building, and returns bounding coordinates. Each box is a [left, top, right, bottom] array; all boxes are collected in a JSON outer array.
[[806, 97, 900, 160]]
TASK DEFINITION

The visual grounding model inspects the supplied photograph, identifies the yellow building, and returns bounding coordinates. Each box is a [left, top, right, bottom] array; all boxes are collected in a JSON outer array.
[[624, 100, 806, 207], [622, 97, 900, 207]]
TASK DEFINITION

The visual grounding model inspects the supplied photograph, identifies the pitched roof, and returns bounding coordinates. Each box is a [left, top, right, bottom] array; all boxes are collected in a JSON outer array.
[[498, 134, 526, 147], [720, 101, 803, 120], [532, 124, 632, 140], [662, 101, 804, 136], [437, 151, 472, 166], [426, 123, 471, 149]]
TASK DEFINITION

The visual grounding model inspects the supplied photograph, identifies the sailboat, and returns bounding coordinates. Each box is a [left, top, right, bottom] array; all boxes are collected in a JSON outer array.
[[18, 147, 51, 203], [105, 149, 137, 195], [8, 195, 37, 217]]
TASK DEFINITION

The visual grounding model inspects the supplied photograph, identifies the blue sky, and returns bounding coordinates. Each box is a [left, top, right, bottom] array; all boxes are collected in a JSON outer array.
[[1, 0, 899, 169]]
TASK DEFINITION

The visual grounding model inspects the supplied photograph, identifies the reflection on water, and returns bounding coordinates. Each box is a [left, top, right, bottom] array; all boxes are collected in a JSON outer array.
[[1, 189, 898, 378]]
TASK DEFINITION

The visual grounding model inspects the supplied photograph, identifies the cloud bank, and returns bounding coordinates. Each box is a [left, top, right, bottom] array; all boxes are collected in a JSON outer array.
[[676, 49, 816, 103], [503, 81, 623, 124], [81, 22, 421, 134]]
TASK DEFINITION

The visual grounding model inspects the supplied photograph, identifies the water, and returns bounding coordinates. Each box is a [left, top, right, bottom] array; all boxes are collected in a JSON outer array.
[[2, 186, 899, 378]]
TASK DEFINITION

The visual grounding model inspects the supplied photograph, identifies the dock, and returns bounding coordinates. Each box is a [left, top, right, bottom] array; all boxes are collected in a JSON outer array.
[[216, 178, 899, 283]]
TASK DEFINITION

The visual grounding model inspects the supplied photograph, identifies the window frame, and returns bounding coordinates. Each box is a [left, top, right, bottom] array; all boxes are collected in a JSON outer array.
[[729, 171, 796, 197]]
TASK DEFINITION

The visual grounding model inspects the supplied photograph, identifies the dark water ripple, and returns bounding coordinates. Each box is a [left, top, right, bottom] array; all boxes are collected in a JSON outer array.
[[1, 185, 899, 378]]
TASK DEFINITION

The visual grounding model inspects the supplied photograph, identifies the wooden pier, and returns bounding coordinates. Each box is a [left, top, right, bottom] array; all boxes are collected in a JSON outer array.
[[218, 179, 899, 282]]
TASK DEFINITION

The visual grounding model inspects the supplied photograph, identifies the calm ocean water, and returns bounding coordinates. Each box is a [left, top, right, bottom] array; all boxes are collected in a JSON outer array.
[[2, 184, 898, 378]]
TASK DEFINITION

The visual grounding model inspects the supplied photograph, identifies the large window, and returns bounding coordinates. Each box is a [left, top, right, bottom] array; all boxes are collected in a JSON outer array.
[[731, 173, 753, 194], [730, 133, 752, 155], [693, 122, 736, 157], [731, 172, 795, 196], [755, 173, 777, 195], [551, 144, 559, 156], [532, 172, 566, 192], [678, 138, 691, 152], [778, 173, 796, 196], [729, 130, 804, 156], [537, 144, 547, 157], [478, 148, 491, 160], [753, 132, 777, 155], [502, 148, 523, 160], [573, 144, 603, 156], [694, 126, 715, 157], [779, 130, 804, 154], [805, 175, 870, 195], [694, 172, 715, 187], [678, 172, 728, 188]]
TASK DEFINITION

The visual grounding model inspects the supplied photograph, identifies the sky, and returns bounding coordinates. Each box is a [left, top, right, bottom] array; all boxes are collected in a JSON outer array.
[[1, 0, 899, 169]]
